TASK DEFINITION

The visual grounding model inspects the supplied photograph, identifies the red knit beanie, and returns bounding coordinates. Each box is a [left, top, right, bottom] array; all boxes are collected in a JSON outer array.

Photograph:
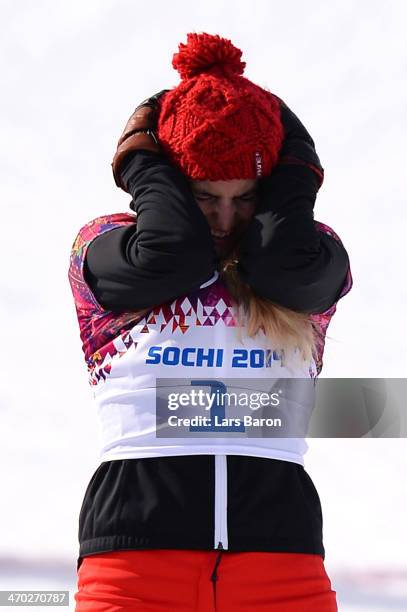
[[157, 32, 284, 181]]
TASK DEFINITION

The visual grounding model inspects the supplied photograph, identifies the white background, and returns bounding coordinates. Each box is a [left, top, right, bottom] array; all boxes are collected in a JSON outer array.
[[1, 0, 406, 609]]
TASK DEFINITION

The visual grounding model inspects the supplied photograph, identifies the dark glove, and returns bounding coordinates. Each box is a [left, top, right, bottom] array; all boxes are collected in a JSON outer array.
[[112, 89, 170, 191], [273, 95, 324, 189]]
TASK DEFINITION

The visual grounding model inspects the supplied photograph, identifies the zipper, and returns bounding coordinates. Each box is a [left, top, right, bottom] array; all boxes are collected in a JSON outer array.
[[210, 547, 223, 608], [214, 455, 228, 550]]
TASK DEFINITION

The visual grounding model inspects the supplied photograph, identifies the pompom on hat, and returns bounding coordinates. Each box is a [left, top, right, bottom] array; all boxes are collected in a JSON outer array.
[[156, 32, 284, 181]]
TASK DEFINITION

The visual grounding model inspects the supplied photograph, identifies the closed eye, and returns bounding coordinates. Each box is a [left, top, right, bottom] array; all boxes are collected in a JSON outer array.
[[194, 193, 216, 200], [238, 194, 257, 200], [193, 192, 257, 200]]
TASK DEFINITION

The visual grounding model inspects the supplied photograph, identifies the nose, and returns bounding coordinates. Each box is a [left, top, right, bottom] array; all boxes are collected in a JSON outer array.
[[214, 200, 237, 233]]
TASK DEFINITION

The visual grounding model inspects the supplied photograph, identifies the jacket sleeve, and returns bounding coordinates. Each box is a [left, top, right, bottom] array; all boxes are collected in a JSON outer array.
[[84, 151, 216, 312], [237, 164, 350, 314]]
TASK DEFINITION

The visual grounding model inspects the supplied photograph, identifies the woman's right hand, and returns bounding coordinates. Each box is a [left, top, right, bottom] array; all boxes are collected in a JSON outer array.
[[112, 89, 170, 191]]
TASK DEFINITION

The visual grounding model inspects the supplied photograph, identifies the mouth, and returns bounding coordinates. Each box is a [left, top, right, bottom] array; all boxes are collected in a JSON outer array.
[[211, 231, 233, 241]]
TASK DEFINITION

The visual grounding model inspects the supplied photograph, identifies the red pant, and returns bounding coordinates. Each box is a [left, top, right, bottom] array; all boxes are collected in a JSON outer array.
[[75, 549, 338, 611]]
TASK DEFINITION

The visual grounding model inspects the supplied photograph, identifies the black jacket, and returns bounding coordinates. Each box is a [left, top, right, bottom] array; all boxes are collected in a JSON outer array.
[[76, 150, 350, 567], [85, 151, 349, 315]]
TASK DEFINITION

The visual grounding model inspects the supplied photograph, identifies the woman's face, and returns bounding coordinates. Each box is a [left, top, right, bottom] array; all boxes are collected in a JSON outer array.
[[190, 178, 258, 258]]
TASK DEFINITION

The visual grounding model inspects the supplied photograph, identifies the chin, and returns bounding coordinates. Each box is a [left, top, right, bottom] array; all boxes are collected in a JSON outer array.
[[214, 245, 236, 263]]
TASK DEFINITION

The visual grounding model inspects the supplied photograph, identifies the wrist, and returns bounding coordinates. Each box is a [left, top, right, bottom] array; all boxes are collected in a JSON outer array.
[[277, 140, 324, 189], [277, 156, 324, 189], [112, 130, 162, 190], [257, 164, 320, 211]]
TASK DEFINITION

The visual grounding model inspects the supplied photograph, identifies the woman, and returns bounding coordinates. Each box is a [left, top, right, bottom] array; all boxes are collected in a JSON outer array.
[[69, 32, 352, 611]]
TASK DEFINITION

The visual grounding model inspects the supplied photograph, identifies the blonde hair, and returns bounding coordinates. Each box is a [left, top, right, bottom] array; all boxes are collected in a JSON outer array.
[[219, 255, 322, 364]]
